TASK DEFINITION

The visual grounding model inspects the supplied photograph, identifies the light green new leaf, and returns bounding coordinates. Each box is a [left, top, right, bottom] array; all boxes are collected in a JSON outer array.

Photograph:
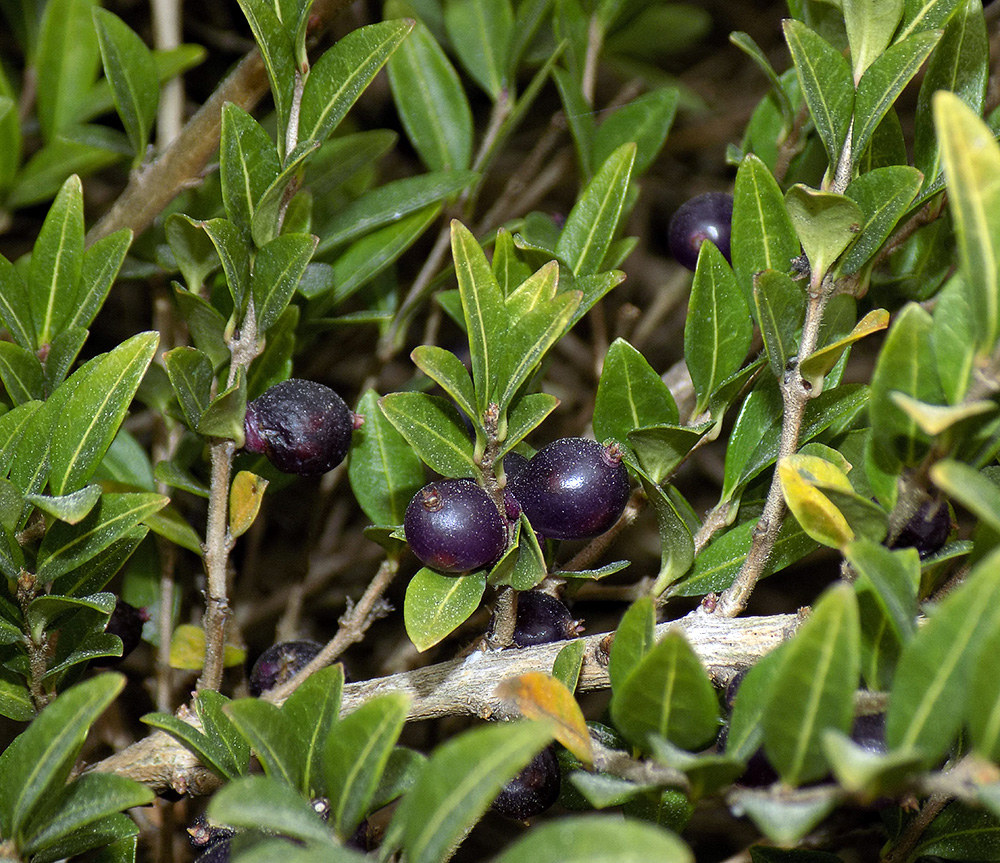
[[594, 338, 678, 444], [386, 14, 472, 171], [685, 241, 752, 415], [348, 390, 425, 526], [555, 142, 636, 276], [934, 91, 1000, 351], [444, 0, 513, 99], [0, 673, 124, 842], [783, 186, 862, 286], [403, 568, 486, 652], [392, 720, 552, 863], [28, 174, 84, 348], [844, 0, 903, 80], [379, 391, 477, 479], [93, 8, 159, 159], [930, 459, 1000, 534], [25, 484, 101, 525], [782, 19, 855, 169], [762, 584, 860, 785], [48, 332, 158, 495], [299, 20, 413, 148]]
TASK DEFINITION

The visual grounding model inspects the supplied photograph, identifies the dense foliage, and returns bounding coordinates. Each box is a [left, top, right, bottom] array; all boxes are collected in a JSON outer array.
[[2, 0, 1000, 861]]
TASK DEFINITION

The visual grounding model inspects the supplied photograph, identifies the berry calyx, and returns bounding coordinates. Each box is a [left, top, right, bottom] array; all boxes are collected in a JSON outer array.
[[248, 639, 322, 696], [404, 479, 507, 573], [244, 379, 356, 476], [491, 746, 561, 820], [508, 438, 630, 540], [668, 191, 734, 271]]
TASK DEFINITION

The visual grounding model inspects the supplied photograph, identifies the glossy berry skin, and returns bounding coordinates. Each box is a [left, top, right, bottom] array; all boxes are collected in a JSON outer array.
[[491, 746, 561, 820], [93, 600, 148, 666], [668, 192, 733, 271], [244, 379, 355, 476], [404, 479, 507, 573], [508, 438, 630, 541], [248, 639, 322, 696], [510, 591, 583, 647], [851, 712, 887, 755], [189, 816, 235, 863], [888, 500, 951, 558]]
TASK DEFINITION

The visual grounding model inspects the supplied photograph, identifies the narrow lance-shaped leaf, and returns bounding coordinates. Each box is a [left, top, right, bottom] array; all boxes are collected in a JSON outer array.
[[68, 227, 132, 332], [444, 0, 513, 99], [844, 0, 903, 81], [379, 391, 478, 479], [594, 338, 678, 445], [252, 233, 317, 334], [219, 102, 280, 237], [754, 269, 805, 379], [36, 0, 101, 141], [411, 345, 478, 426]]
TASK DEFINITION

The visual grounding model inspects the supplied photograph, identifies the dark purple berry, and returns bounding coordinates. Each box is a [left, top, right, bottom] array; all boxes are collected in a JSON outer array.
[[491, 746, 561, 820], [850, 712, 887, 755], [194, 838, 231, 863], [188, 816, 236, 851], [509, 591, 583, 647], [244, 379, 357, 476], [503, 451, 529, 480], [248, 639, 322, 696], [508, 438, 630, 541], [888, 499, 951, 558], [93, 600, 148, 667], [404, 479, 507, 573], [668, 192, 733, 271]]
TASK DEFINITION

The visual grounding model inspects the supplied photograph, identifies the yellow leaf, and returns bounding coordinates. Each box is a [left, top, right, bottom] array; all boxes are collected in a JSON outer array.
[[229, 470, 268, 538], [168, 623, 246, 670], [496, 671, 593, 766]]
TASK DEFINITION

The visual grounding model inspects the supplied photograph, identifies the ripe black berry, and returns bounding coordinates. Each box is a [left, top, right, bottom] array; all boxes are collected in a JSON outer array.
[[93, 600, 148, 667], [189, 816, 235, 863], [404, 479, 507, 573], [248, 639, 322, 696], [850, 712, 887, 755], [668, 191, 733, 271], [244, 379, 357, 475], [508, 438, 630, 541], [491, 745, 561, 820], [887, 499, 951, 558], [509, 591, 583, 647]]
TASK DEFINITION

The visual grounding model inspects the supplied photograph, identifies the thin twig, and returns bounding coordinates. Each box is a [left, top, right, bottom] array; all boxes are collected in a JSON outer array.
[[880, 793, 950, 863]]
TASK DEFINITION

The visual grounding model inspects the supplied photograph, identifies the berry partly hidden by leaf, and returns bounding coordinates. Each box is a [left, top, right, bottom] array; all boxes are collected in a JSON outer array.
[[667, 191, 733, 271], [404, 479, 507, 573], [244, 379, 357, 475], [93, 600, 148, 667], [887, 499, 951, 558], [248, 639, 322, 696], [508, 438, 630, 540], [509, 591, 583, 647], [491, 745, 561, 820]]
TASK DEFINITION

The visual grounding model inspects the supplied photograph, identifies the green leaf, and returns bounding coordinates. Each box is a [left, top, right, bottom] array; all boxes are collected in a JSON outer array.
[[410, 347, 477, 426], [504, 259, 559, 318], [731, 154, 800, 305], [727, 645, 787, 762], [641, 475, 695, 597], [281, 665, 344, 796], [208, 775, 331, 843], [197, 370, 247, 444], [201, 217, 251, 311], [0, 669, 33, 722], [761, 583, 860, 785], [252, 233, 316, 334], [36, 492, 168, 582], [493, 815, 692, 862], [608, 597, 655, 694], [30, 813, 138, 863], [219, 102, 280, 237], [492, 228, 532, 296], [594, 338, 678, 445], [21, 772, 153, 855], [910, 802, 1000, 861], [628, 423, 710, 487], [163, 346, 214, 431], [141, 710, 239, 781], [195, 690, 251, 779], [165, 214, 219, 292], [499, 514, 547, 590], [225, 698, 298, 786], [935, 90, 1000, 351], [300, 19, 413, 149], [753, 269, 805, 379], [841, 167, 923, 275], [6, 136, 119, 210], [93, 8, 158, 159], [555, 143, 636, 277], [899, 0, 963, 40], [348, 389, 425, 526], [853, 31, 941, 160], [451, 220, 508, 414], [800, 309, 889, 392], [887, 547, 1000, 760], [610, 629, 719, 753], [444, 0, 513, 98], [731, 787, 842, 847], [392, 720, 552, 863], [914, 0, 988, 190], [499, 392, 559, 457], [70, 228, 132, 332], [783, 186, 862, 285], [173, 285, 230, 369], [592, 88, 678, 178], [378, 391, 477, 478], [552, 639, 586, 692], [869, 303, 943, 467], [970, 618, 1000, 762], [930, 459, 1000, 533], [782, 20, 855, 170], [403, 568, 486, 652], [0, 673, 124, 842], [36, 0, 100, 140], [0, 255, 35, 349], [49, 331, 158, 495], [844, 0, 903, 80], [25, 484, 101, 525], [933, 274, 976, 403], [684, 242, 753, 415], [326, 692, 409, 838], [28, 174, 85, 348], [0, 341, 44, 404], [386, 15, 473, 171], [235, 0, 295, 156], [248, 142, 316, 247]]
